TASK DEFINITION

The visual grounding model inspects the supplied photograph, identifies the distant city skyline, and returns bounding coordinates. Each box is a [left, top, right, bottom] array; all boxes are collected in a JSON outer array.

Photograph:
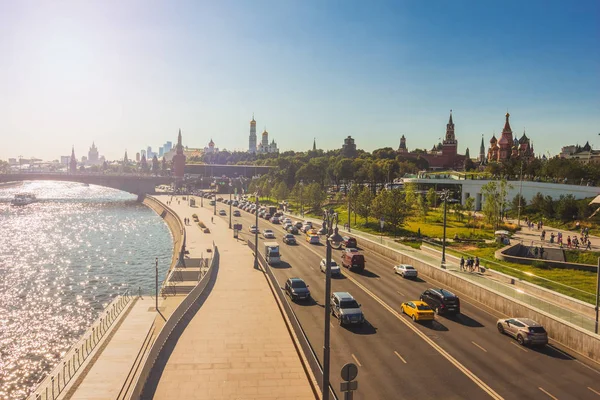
[[1, 1, 598, 160]]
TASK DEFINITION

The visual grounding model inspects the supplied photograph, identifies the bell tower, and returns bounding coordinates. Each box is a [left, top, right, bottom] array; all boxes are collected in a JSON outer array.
[[441, 110, 458, 157]]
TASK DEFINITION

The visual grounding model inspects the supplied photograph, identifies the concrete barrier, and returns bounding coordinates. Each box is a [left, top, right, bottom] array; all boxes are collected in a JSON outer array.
[[129, 246, 220, 399], [421, 245, 598, 319], [354, 235, 600, 362]]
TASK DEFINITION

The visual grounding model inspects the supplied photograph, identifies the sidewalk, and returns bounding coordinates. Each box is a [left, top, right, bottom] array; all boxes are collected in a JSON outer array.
[[68, 297, 157, 400], [147, 196, 316, 399], [285, 211, 598, 332], [506, 216, 600, 251]]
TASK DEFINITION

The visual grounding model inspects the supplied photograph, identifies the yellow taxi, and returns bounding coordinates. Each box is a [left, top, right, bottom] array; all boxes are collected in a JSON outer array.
[[401, 300, 435, 322]]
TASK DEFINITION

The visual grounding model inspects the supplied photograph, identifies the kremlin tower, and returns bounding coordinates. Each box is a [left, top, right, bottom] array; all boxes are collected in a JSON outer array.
[[248, 114, 257, 153], [173, 129, 186, 183]]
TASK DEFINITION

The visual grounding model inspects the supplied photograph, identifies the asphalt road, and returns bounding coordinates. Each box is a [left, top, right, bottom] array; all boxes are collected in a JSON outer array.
[[206, 199, 600, 400]]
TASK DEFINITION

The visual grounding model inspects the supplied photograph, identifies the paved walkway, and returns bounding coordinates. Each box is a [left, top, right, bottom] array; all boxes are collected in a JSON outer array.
[[148, 195, 316, 400], [68, 297, 156, 400], [507, 216, 600, 251]]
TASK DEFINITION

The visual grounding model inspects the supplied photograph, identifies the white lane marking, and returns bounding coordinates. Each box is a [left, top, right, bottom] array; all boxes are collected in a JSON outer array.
[[351, 353, 362, 367], [330, 322, 335, 329], [588, 387, 600, 396], [471, 341, 488, 353], [396, 290, 405, 296], [510, 342, 528, 352], [394, 351, 407, 364], [538, 387, 558, 400], [295, 235, 503, 399]]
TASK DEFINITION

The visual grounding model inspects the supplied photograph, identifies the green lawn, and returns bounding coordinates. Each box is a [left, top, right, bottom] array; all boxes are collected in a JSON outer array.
[[564, 250, 600, 266], [444, 243, 597, 303]]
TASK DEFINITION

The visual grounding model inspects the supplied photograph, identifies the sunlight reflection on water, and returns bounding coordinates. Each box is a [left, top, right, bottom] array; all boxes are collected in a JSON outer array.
[[0, 181, 172, 399]]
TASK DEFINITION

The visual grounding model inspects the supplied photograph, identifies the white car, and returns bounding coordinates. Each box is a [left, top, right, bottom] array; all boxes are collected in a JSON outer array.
[[283, 223, 293, 231], [320, 259, 341, 275], [249, 225, 258, 233], [394, 264, 418, 279], [283, 218, 292, 225], [263, 229, 275, 239]]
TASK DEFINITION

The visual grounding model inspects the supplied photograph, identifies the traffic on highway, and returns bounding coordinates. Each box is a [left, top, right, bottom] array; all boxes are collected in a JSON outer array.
[[201, 193, 600, 400]]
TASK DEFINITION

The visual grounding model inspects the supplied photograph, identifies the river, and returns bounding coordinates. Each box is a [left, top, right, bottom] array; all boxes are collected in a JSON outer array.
[[0, 181, 172, 399]]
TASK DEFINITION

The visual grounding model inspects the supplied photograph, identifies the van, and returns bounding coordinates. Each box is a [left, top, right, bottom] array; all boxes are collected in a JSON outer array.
[[341, 252, 365, 272]]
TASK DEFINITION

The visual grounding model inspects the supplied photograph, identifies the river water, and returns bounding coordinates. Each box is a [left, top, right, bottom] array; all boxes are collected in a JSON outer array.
[[0, 181, 172, 399]]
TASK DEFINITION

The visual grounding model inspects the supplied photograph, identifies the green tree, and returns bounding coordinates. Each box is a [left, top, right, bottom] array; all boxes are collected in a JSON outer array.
[[348, 183, 361, 225], [140, 154, 149, 173], [273, 181, 289, 203], [481, 180, 510, 228], [356, 186, 373, 225], [416, 194, 428, 222], [371, 188, 409, 236], [511, 194, 526, 217], [426, 187, 437, 209], [555, 194, 578, 222], [530, 192, 544, 213], [152, 155, 159, 174], [404, 182, 417, 208], [306, 182, 326, 211]]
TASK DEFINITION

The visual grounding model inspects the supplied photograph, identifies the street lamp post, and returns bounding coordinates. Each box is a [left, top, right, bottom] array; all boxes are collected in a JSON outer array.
[[300, 180, 304, 217], [517, 161, 524, 226], [595, 257, 599, 334], [201, 177, 204, 207], [229, 182, 232, 229], [347, 185, 351, 233], [254, 192, 259, 269], [440, 189, 450, 267], [322, 209, 343, 400], [155, 258, 159, 311]]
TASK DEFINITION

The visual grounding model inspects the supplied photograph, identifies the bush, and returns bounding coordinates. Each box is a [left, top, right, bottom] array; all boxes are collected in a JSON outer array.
[[532, 260, 551, 270]]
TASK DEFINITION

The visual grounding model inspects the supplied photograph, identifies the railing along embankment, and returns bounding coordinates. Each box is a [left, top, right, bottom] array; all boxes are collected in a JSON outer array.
[[27, 292, 133, 400]]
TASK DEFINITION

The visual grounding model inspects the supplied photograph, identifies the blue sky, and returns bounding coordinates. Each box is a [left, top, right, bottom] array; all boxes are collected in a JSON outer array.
[[0, 0, 598, 161]]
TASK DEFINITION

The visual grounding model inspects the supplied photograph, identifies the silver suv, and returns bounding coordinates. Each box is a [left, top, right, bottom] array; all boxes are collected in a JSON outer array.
[[497, 318, 548, 347], [331, 292, 364, 326]]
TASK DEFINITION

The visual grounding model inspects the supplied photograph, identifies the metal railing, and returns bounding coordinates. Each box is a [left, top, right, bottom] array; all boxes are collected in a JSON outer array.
[[248, 239, 338, 400], [28, 291, 133, 400]]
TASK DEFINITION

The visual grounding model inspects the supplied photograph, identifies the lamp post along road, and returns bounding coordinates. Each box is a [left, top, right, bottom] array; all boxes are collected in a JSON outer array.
[[322, 209, 343, 400], [440, 190, 450, 267], [517, 161, 524, 226], [155, 258, 159, 311], [347, 190, 351, 233], [229, 182, 232, 229], [595, 257, 599, 334], [254, 193, 259, 269]]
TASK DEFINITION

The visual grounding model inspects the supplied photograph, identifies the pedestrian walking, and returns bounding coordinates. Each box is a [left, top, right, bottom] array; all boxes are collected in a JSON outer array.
[[460, 256, 465, 271], [586, 241, 592, 250], [475, 257, 480, 272], [567, 236, 571, 248]]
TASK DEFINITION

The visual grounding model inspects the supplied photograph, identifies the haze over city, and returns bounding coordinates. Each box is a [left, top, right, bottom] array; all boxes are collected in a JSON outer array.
[[1, 0, 598, 161]]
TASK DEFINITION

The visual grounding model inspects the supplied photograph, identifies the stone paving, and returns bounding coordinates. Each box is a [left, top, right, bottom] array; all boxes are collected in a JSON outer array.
[[149, 195, 316, 400]]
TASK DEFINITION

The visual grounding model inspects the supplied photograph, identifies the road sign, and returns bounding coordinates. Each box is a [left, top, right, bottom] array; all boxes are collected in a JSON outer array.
[[379, 218, 385, 229], [341, 362, 358, 382], [234, 223, 243, 231]]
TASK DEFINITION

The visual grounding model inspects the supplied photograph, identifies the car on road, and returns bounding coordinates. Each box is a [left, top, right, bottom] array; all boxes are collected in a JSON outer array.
[[306, 234, 320, 244], [263, 229, 275, 238], [283, 218, 292, 225], [497, 318, 548, 347], [271, 216, 280, 224], [249, 225, 259, 233], [294, 221, 304, 229], [401, 301, 435, 322], [283, 222, 292, 231], [342, 236, 358, 249], [219, 210, 226, 216], [233, 210, 241, 217], [331, 292, 364, 326], [420, 288, 460, 315], [284, 278, 310, 301], [394, 264, 418, 279], [341, 252, 365, 272], [286, 225, 299, 234], [209, 200, 216, 206], [319, 259, 341, 275], [283, 234, 296, 245], [264, 213, 271, 220], [301, 225, 312, 233]]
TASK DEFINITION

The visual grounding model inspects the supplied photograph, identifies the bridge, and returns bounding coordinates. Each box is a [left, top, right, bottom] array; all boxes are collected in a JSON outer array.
[[0, 172, 173, 197]]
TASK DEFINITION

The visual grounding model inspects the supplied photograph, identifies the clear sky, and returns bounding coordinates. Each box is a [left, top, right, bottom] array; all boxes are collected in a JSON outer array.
[[1, 0, 598, 161]]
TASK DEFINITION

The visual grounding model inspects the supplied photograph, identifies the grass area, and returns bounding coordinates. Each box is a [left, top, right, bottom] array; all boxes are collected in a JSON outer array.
[[397, 239, 423, 249], [305, 205, 515, 241], [442, 242, 597, 303], [564, 250, 600, 266]]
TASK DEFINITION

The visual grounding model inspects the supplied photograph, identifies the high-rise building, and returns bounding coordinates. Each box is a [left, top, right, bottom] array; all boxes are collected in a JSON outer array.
[[249, 114, 257, 153], [164, 141, 172, 153], [88, 142, 99, 164], [69, 146, 77, 173], [141, 149, 146, 159], [136, 152, 141, 162], [147, 146, 153, 159], [159, 147, 164, 157]]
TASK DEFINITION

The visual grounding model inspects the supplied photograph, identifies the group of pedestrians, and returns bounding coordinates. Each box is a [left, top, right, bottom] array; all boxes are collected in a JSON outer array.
[[183, 217, 190, 225], [459, 256, 483, 273], [524, 217, 543, 231]]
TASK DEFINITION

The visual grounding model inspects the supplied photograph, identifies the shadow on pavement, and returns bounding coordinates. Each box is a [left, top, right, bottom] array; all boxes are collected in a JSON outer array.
[[354, 269, 380, 279], [271, 261, 292, 269], [421, 319, 449, 332], [332, 274, 347, 280], [535, 345, 576, 360], [291, 297, 318, 307], [445, 313, 484, 328], [345, 321, 378, 335]]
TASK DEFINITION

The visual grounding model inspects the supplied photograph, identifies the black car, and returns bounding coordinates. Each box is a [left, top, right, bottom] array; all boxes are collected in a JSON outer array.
[[285, 278, 310, 301], [420, 288, 460, 315], [287, 225, 299, 234]]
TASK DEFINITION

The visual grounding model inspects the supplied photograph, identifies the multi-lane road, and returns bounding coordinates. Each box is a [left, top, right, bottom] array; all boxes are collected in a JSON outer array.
[[205, 199, 600, 400]]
